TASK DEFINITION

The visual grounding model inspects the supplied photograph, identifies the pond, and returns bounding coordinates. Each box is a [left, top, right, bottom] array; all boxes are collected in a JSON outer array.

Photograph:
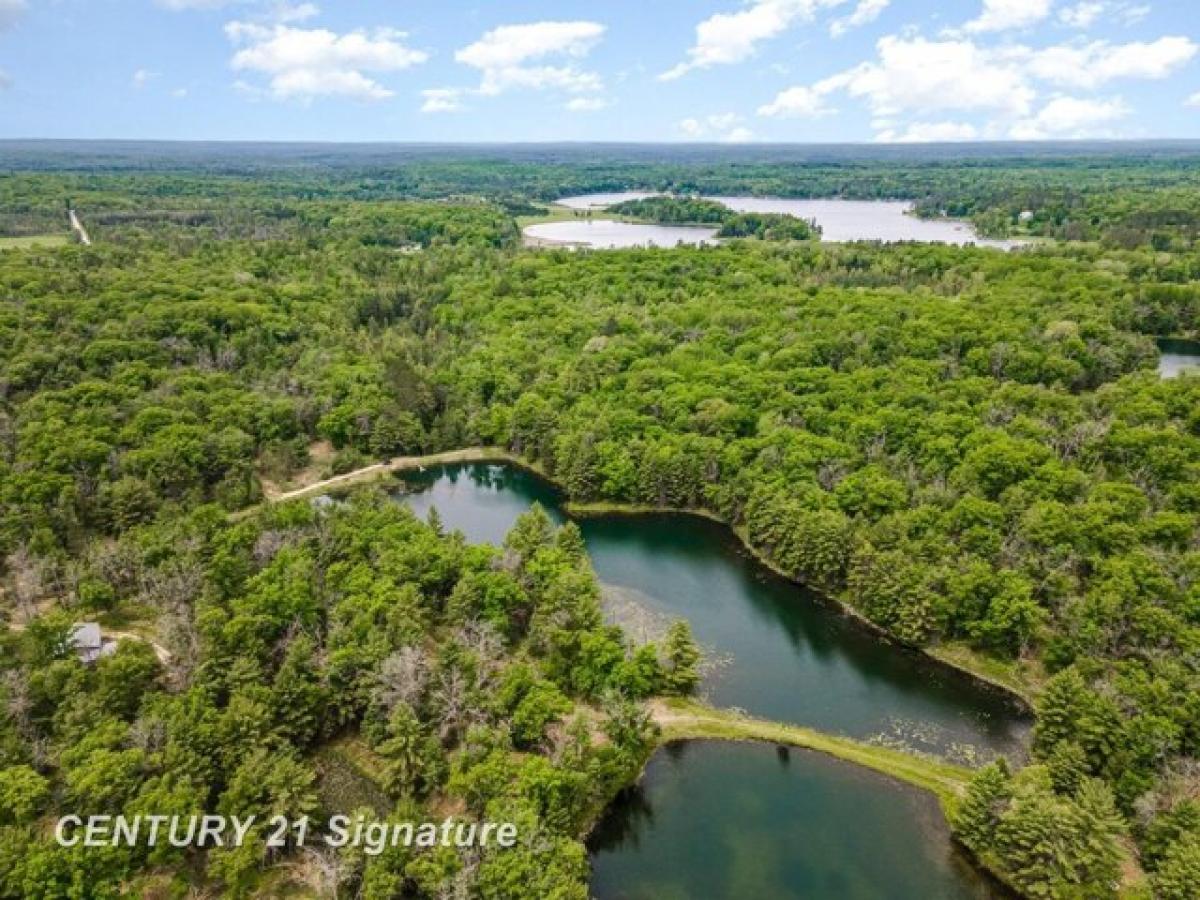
[[395, 462, 1029, 762], [523, 219, 718, 249], [1158, 338, 1200, 379], [542, 194, 1021, 249], [589, 741, 1001, 900]]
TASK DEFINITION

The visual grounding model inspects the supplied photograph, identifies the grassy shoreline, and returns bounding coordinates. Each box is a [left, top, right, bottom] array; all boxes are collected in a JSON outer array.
[[649, 698, 972, 810], [257, 446, 1037, 711]]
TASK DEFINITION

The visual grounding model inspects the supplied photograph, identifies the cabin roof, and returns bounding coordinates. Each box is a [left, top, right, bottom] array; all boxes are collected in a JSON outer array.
[[70, 622, 102, 650]]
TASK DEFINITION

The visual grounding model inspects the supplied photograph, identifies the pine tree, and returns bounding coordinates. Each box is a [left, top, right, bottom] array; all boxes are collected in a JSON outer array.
[[1034, 667, 1090, 754], [554, 521, 587, 562], [504, 504, 555, 561], [952, 760, 1012, 852], [1046, 740, 1090, 795], [1154, 835, 1200, 900], [661, 620, 701, 695]]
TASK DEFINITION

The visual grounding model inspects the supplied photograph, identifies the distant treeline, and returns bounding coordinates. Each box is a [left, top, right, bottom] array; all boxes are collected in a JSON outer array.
[[5, 142, 1200, 247]]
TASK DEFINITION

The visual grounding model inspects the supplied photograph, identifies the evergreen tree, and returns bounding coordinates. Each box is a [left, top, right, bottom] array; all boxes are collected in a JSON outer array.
[[1046, 740, 1090, 795], [554, 521, 587, 563], [1154, 835, 1200, 900], [661, 620, 701, 696], [953, 760, 1012, 852], [1034, 668, 1091, 754]]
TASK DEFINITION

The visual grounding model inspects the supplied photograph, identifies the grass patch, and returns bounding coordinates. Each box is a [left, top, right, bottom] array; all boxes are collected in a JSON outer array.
[[651, 698, 973, 812], [515, 205, 643, 228], [0, 234, 69, 250], [927, 643, 1045, 706], [565, 500, 723, 522]]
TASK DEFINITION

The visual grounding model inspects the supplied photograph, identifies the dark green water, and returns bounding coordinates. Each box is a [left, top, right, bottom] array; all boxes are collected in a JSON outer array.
[[397, 462, 1028, 760], [588, 741, 999, 900], [396, 462, 1019, 899], [1158, 338, 1200, 379]]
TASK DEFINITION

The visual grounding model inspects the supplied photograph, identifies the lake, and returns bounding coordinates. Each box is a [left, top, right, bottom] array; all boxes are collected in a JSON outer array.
[[542, 194, 1021, 249], [554, 191, 661, 210], [710, 197, 1021, 248], [1158, 338, 1200, 379], [523, 219, 718, 249], [395, 462, 1029, 761], [589, 741, 1000, 900]]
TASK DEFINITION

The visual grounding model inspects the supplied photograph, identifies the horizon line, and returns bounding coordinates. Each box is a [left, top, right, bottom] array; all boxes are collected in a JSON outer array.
[[4, 137, 1200, 148]]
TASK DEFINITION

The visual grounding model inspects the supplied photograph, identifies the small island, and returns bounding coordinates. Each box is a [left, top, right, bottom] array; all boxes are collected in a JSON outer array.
[[608, 196, 821, 241]]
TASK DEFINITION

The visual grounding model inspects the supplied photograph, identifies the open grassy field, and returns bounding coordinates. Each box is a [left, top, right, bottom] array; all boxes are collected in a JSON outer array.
[[0, 234, 70, 249]]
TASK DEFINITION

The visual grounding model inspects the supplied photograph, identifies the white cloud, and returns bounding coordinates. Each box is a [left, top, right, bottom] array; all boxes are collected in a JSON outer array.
[[452, 21, 606, 97], [269, 2, 319, 24], [822, 35, 1036, 117], [456, 21, 603, 70], [155, 0, 238, 9], [875, 120, 980, 142], [1010, 95, 1130, 138], [0, 0, 27, 31], [225, 21, 428, 101], [132, 69, 158, 89], [1120, 4, 1150, 25], [762, 31, 1196, 137], [707, 112, 741, 131], [1058, 2, 1105, 28], [757, 84, 835, 117], [172, 87, 189, 99], [1186, 92, 1200, 108], [1054, 0, 1149, 27], [1024, 37, 1198, 89], [158, 0, 320, 20], [566, 96, 609, 112], [830, 0, 889, 38], [678, 112, 754, 140], [662, 0, 847, 80], [963, 0, 1052, 34], [420, 88, 463, 113]]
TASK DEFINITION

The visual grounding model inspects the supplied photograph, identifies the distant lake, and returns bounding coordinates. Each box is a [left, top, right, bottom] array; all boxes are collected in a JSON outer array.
[[554, 191, 662, 210], [1158, 338, 1200, 379], [710, 197, 1020, 248], [544, 194, 1021, 249], [524, 219, 719, 249]]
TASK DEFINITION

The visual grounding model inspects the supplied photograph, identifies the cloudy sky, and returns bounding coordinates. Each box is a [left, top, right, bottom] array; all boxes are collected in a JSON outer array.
[[1, 0, 1198, 142]]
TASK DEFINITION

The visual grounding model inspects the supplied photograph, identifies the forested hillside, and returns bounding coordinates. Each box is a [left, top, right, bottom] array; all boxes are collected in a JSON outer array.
[[1, 161, 1200, 897]]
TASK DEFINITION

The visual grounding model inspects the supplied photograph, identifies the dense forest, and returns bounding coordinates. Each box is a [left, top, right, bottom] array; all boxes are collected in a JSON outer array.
[[1, 148, 1200, 897]]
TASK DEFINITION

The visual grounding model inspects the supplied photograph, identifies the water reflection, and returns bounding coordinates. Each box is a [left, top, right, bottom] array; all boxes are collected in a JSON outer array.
[[588, 741, 1002, 900], [396, 463, 1030, 761], [1158, 338, 1200, 379]]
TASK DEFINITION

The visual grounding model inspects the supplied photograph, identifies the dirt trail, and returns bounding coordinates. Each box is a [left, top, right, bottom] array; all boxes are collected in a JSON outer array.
[[69, 209, 91, 245], [5, 618, 170, 664], [263, 447, 528, 503]]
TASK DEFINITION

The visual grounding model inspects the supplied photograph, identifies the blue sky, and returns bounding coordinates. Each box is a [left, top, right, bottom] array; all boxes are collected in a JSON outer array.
[[1, 0, 1198, 142]]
